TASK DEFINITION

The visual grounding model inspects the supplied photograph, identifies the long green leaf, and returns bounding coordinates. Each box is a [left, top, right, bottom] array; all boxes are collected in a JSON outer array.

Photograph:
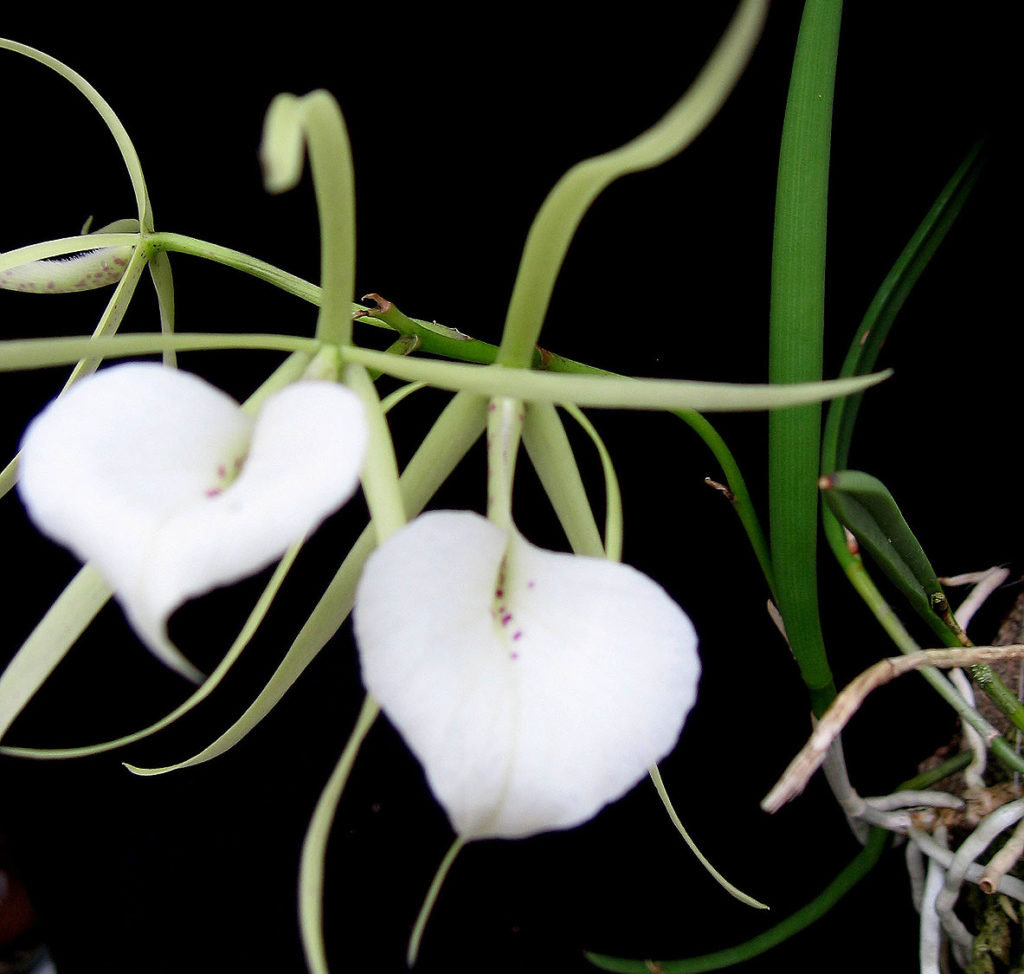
[[821, 140, 986, 473], [767, 0, 842, 716]]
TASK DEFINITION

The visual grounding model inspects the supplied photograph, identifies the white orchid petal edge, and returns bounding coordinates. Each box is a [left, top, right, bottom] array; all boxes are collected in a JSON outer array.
[[354, 510, 700, 840], [17, 362, 367, 680]]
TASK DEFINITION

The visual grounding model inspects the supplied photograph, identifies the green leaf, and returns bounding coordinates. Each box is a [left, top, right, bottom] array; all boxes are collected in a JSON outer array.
[[819, 469, 942, 620], [821, 140, 986, 473], [767, 0, 843, 716]]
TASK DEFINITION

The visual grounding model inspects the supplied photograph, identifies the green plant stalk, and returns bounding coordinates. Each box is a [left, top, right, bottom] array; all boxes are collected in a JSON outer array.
[[768, 0, 842, 716]]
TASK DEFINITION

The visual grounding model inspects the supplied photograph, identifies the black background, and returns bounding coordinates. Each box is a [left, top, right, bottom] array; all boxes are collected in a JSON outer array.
[[0, 5, 1018, 973]]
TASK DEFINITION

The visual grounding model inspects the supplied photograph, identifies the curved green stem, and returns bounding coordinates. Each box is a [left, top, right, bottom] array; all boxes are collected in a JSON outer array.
[[0, 39, 152, 229], [496, 0, 768, 367], [260, 91, 356, 346]]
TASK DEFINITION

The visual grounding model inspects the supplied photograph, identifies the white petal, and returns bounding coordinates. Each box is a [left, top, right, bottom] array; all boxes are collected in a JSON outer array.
[[18, 363, 367, 679], [354, 510, 700, 840]]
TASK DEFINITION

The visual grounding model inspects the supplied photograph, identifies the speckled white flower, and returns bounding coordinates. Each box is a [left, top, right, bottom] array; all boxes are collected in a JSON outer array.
[[17, 362, 367, 681], [354, 510, 700, 840]]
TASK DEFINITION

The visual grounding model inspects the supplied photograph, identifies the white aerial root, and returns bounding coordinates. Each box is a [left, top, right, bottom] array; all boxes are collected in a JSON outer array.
[[810, 723, 963, 841], [919, 825, 948, 974], [934, 799, 1024, 959], [908, 827, 1024, 902], [906, 838, 926, 913], [980, 812, 1024, 893], [949, 668, 988, 789], [761, 645, 1024, 813]]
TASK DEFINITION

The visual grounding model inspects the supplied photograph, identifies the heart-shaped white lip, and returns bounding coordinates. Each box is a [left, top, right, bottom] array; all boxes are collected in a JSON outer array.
[[354, 510, 700, 840], [17, 362, 368, 680]]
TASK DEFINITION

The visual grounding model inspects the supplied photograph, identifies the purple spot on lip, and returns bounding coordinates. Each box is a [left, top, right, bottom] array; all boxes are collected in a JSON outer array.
[[495, 588, 503, 597], [510, 651, 519, 660], [527, 580, 535, 589], [512, 630, 523, 641], [501, 613, 512, 626]]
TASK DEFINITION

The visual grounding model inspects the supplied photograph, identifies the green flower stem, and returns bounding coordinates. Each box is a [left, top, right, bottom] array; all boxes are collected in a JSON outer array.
[[486, 397, 523, 531], [146, 232, 321, 304], [768, 0, 842, 717]]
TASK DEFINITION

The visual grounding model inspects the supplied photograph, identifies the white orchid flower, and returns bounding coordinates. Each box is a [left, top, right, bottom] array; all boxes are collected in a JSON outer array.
[[354, 509, 700, 840], [17, 362, 367, 681]]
